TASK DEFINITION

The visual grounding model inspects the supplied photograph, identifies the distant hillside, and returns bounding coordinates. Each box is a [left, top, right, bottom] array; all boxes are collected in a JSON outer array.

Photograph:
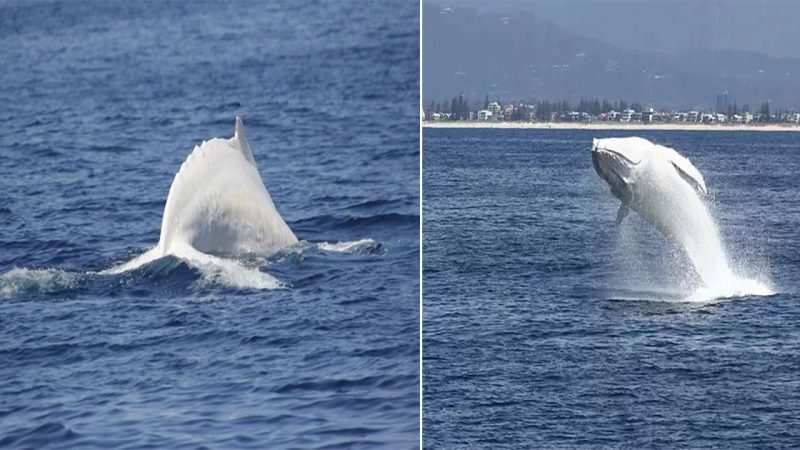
[[422, 2, 800, 109]]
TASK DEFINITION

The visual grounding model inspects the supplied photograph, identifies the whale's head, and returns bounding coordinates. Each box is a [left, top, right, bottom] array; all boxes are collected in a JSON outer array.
[[591, 137, 646, 200], [592, 137, 707, 201]]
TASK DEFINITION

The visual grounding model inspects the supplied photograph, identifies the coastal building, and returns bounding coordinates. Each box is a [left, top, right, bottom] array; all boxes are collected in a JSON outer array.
[[671, 112, 688, 122], [488, 102, 501, 118], [744, 112, 753, 123], [642, 108, 654, 123], [504, 103, 515, 119], [688, 111, 699, 122], [477, 110, 493, 121], [620, 108, 635, 122]]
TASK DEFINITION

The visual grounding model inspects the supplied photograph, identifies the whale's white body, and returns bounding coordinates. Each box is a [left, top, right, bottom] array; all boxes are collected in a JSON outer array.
[[156, 117, 297, 257], [591, 137, 732, 287], [107, 117, 297, 281]]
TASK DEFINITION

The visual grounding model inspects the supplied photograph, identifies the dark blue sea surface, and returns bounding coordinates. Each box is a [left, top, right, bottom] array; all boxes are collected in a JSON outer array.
[[423, 128, 800, 448], [0, 1, 419, 448]]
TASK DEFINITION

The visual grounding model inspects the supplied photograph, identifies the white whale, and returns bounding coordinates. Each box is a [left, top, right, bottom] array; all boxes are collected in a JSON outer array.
[[157, 116, 297, 256], [591, 136, 731, 288], [107, 117, 297, 281]]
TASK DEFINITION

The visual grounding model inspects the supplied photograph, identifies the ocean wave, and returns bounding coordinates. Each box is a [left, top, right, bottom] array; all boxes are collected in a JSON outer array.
[[105, 245, 285, 291], [0, 267, 80, 298], [291, 213, 418, 232], [316, 238, 382, 254], [0, 235, 385, 299]]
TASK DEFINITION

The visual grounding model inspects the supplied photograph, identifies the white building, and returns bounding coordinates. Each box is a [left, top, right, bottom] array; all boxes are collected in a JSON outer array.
[[487, 101, 502, 118], [701, 113, 716, 123], [477, 110, 493, 121], [620, 108, 636, 122]]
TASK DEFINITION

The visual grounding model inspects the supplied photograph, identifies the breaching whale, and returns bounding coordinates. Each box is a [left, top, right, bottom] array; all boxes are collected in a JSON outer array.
[[591, 136, 731, 288], [107, 117, 297, 276]]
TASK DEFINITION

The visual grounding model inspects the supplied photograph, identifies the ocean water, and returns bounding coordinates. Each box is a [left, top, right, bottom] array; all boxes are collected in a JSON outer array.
[[0, 1, 419, 448], [423, 128, 800, 448]]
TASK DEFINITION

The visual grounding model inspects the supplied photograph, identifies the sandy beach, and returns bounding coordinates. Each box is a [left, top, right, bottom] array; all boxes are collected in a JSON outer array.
[[423, 121, 800, 132]]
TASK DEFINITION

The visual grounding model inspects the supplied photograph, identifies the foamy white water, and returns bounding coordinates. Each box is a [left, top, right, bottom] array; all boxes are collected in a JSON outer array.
[[317, 238, 379, 253], [0, 268, 79, 298], [657, 173, 773, 301]]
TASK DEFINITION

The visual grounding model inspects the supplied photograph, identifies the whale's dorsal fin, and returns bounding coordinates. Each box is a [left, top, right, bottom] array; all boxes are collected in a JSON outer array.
[[231, 116, 257, 167], [669, 153, 707, 196]]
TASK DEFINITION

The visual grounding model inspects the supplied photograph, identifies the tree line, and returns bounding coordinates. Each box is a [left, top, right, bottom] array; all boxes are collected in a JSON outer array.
[[425, 96, 647, 119], [426, 95, 794, 122]]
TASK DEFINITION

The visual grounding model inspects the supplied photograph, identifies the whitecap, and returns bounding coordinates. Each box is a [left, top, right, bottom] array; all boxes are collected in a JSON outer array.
[[317, 238, 380, 254], [0, 268, 80, 298]]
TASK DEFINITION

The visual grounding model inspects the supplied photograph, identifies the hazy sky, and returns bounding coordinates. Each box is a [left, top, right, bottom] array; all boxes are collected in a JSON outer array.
[[446, 0, 800, 59]]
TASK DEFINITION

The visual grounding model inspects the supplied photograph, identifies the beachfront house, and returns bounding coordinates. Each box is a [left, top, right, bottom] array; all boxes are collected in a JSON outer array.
[[620, 109, 635, 122], [477, 110, 493, 121], [487, 102, 502, 119]]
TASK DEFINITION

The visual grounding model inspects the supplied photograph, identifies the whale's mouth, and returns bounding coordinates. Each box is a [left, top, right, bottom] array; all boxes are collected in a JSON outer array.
[[592, 149, 631, 196], [592, 138, 645, 164]]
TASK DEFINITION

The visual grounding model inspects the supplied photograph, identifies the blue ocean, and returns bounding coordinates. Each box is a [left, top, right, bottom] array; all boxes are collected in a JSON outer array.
[[0, 1, 419, 448], [423, 128, 799, 448]]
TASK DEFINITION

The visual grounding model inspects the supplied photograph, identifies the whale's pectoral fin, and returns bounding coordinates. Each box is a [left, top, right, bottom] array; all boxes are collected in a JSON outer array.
[[616, 203, 630, 225], [670, 159, 707, 196]]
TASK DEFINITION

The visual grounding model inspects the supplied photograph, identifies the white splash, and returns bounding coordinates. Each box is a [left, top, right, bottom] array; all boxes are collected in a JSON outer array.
[[317, 238, 378, 253], [0, 268, 79, 298]]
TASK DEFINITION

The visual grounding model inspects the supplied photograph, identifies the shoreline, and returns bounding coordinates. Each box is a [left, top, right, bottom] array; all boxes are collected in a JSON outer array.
[[422, 121, 800, 132]]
